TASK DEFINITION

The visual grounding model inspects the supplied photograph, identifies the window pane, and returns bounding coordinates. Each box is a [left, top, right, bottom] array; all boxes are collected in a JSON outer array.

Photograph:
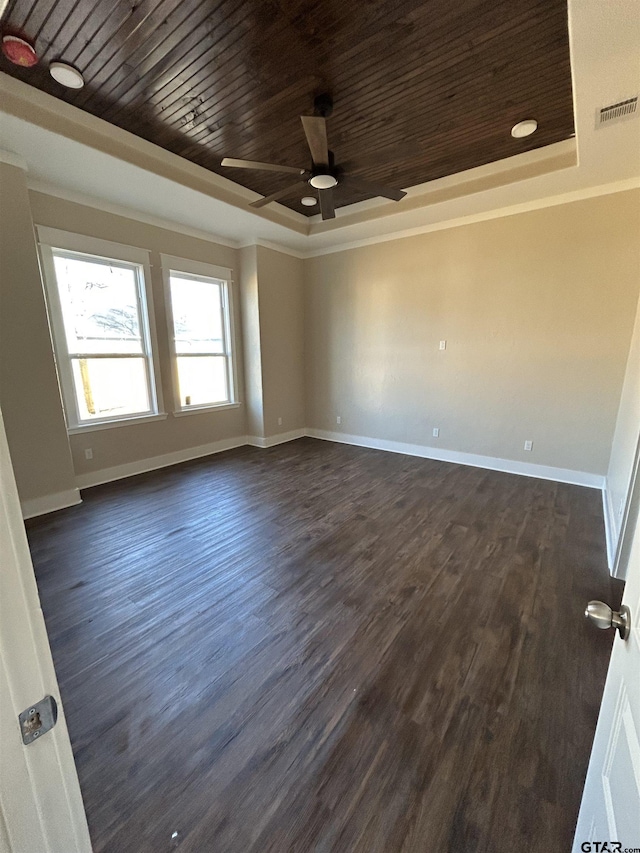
[[53, 253, 143, 355], [71, 358, 151, 420], [176, 356, 228, 406], [170, 275, 224, 354]]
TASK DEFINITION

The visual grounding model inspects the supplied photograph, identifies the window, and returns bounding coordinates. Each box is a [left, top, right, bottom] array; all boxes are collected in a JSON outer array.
[[38, 229, 162, 431], [162, 256, 237, 412]]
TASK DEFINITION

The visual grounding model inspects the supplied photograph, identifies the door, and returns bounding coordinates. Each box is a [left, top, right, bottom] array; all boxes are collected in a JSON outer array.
[[0, 406, 91, 853], [573, 458, 640, 850]]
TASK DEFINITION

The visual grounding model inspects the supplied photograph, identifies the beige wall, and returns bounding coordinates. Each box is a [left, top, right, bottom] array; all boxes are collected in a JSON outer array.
[[304, 190, 640, 475], [1, 183, 305, 508], [0, 164, 76, 503], [28, 191, 246, 477], [238, 245, 305, 440], [255, 246, 305, 437], [2, 174, 639, 513], [607, 284, 640, 573]]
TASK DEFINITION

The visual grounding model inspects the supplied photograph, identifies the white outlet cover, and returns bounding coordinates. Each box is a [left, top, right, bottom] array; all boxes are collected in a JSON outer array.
[[439, 340, 447, 350], [337, 416, 341, 424], [524, 441, 533, 451], [433, 428, 440, 437]]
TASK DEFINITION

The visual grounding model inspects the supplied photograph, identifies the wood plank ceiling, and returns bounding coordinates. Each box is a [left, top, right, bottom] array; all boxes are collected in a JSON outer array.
[[0, 0, 574, 216]]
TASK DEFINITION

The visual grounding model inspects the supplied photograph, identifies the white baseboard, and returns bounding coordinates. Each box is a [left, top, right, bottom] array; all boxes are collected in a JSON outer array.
[[28, 429, 606, 529], [602, 484, 619, 571], [75, 435, 248, 490], [72, 431, 306, 492], [22, 488, 82, 519], [305, 429, 606, 490], [247, 428, 306, 449]]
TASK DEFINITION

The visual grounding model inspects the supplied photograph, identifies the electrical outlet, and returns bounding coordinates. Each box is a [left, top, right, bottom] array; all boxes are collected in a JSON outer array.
[[277, 417, 282, 426], [524, 440, 533, 452], [84, 448, 93, 460], [439, 340, 447, 350], [433, 427, 440, 438], [336, 416, 341, 425]]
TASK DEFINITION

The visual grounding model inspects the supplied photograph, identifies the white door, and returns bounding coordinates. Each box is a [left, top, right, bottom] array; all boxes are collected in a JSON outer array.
[[0, 406, 91, 853], [573, 459, 640, 851]]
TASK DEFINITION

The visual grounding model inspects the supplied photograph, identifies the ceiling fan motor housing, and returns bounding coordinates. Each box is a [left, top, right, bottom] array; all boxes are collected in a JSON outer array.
[[314, 93, 334, 117]]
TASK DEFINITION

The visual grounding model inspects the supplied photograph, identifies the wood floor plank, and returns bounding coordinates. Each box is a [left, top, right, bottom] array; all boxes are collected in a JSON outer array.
[[25, 438, 621, 852]]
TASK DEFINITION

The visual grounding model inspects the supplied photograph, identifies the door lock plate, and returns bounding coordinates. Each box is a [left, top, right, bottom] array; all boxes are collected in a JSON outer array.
[[19, 695, 58, 745]]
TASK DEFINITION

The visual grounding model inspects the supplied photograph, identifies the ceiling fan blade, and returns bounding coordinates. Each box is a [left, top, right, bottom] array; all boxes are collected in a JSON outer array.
[[249, 180, 310, 208], [318, 187, 335, 220], [221, 157, 307, 176], [341, 175, 407, 202], [301, 116, 329, 167]]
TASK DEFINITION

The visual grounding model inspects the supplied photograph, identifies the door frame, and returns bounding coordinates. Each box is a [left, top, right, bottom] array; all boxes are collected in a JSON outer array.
[[613, 434, 640, 579], [0, 404, 91, 852]]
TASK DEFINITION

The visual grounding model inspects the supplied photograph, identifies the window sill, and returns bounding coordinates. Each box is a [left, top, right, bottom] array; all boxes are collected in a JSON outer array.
[[67, 413, 168, 434], [172, 402, 242, 418]]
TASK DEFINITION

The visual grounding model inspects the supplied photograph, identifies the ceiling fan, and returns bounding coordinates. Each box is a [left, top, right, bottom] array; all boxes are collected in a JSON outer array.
[[221, 94, 407, 220]]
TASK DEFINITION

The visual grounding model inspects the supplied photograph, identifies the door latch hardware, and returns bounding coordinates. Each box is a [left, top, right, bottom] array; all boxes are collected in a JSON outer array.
[[585, 601, 631, 641], [19, 695, 58, 745]]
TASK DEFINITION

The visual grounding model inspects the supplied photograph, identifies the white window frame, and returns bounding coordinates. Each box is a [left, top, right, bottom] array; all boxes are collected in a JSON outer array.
[[160, 254, 239, 416], [37, 227, 165, 433]]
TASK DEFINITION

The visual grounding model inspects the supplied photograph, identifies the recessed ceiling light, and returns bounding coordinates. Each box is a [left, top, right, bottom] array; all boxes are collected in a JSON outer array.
[[49, 61, 84, 89], [511, 119, 538, 138], [309, 174, 338, 189], [301, 196, 317, 206]]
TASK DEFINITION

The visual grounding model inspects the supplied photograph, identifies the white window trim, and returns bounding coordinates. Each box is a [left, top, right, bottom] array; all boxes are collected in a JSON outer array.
[[37, 227, 165, 431], [67, 412, 168, 434], [172, 402, 241, 418], [160, 254, 239, 414], [37, 227, 151, 266]]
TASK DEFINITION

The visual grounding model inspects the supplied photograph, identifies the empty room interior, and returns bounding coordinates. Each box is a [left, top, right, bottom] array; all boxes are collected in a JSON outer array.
[[0, 0, 639, 851]]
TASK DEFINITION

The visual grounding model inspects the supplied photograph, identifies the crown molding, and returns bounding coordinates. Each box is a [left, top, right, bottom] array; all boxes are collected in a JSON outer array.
[[27, 175, 639, 263], [0, 72, 307, 235], [306, 139, 578, 233], [0, 148, 27, 170], [2, 0, 638, 256], [27, 179, 243, 251], [302, 177, 640, 258], [237, 239, 306, 260]]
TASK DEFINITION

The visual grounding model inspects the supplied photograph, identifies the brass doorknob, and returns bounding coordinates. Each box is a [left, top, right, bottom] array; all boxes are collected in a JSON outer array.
[[585, 601, 631, 640]]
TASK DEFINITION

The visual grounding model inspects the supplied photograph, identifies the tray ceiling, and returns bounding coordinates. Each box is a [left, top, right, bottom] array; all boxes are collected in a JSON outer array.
[[0, 0, 575, 216]]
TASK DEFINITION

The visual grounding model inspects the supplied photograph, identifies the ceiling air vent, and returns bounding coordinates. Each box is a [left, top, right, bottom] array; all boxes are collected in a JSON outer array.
[[595, 96, 638, 129]]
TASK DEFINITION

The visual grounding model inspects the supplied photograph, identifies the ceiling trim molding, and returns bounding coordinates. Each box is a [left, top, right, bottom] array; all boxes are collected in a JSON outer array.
[[26, 175, 640, 263], [306, 140, 578, 233], [0, 72, 308, 235], [303, 177, 640, 258], [0, 148, 27, 170], [26, 179, 242, 251], [237, 239, 306, 260], [1, 0, 638, 253]]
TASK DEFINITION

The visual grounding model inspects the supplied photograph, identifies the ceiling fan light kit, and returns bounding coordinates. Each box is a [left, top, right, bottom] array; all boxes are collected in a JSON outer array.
[[309, 174, 338, 189], [221, 94, 407, 221]]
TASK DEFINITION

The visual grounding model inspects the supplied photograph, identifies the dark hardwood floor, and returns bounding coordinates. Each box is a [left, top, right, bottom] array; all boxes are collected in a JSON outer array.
[[26, 438, 621, 853]]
